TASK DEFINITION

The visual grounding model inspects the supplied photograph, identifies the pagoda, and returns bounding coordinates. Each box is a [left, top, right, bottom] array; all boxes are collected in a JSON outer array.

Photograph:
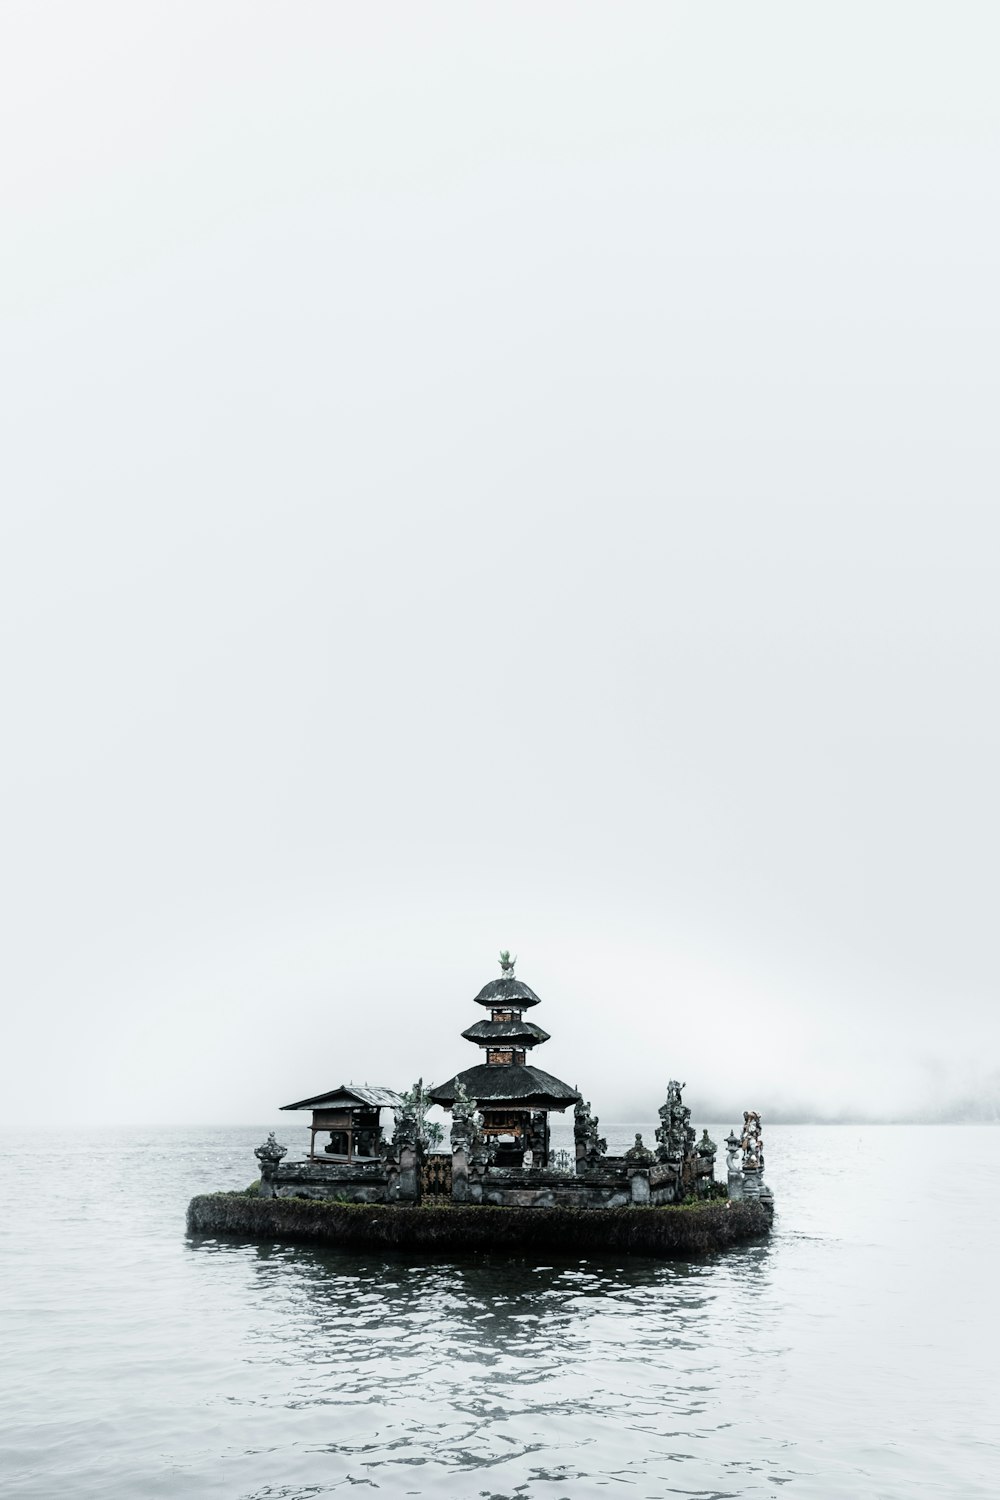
[[429, 952, 580, 1166]]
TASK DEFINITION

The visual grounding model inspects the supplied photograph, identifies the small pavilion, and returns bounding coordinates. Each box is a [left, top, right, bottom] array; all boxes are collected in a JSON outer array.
[[429, 954, 579, 1166], [280, 1083, 403, 1162]]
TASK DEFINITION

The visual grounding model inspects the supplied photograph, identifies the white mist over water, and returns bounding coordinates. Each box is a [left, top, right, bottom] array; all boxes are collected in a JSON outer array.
[[3, 3, 1000, 1132], [1, 1124, 997, 1498]]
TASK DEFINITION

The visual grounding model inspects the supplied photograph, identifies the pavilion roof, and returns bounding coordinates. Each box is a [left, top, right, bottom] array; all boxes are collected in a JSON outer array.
[[429, 1062, 579, 1111], [280, 1083, 403, 1112]]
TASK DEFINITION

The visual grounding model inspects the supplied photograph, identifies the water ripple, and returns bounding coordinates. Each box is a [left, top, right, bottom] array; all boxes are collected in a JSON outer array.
[[1, 1124, 998, 1497]]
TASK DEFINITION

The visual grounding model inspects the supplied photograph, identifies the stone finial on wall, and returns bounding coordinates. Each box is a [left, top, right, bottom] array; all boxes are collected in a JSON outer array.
[[254, 1132, 287, 1170], [254, 1132, 287, 1198], [624, 1132, 655, 1165]]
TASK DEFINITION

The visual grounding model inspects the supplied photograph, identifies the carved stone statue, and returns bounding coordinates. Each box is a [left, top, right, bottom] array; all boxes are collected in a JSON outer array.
[[450, 1079, 484, 1155], [573, 1097, 607, 1170], [740, 1110, 764, 1171], [394, 1078, 432, 1150], [697, 1128, 718, 1160], [656, 1079, 695, 1162], [393, 1102, 419, 1149]]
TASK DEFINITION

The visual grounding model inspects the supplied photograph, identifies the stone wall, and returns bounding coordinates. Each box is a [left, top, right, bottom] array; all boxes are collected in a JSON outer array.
[[464, 1155, 716, 1209], [263, 1160, 389, 1203], [258, 1142, 421, 1205], [253, 1119, 723, 1211], [480, 1168, 633, 1209]]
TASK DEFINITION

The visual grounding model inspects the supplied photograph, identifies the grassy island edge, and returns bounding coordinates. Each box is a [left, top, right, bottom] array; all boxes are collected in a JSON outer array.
[[186, 1192, 771, 1257]]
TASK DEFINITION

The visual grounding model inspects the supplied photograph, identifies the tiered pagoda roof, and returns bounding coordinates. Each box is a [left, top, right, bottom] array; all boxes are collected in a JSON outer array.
[[429, 953, 579, 1113], [460, 1018, 551, 1046], [430, 1061, 579, 1109], [470, 976, 542, 1009]]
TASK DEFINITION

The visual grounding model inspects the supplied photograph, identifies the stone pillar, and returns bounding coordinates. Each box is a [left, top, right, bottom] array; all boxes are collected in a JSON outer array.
[[736, 1111, 765, 1203], [451, 1145, 469, 1202], [741, 1166, 761, 1199], [254, 1132, 286, 1200], [396, 1142, 419, 1203], [696, 1129, 718, 1189], [624, 1133, 655, 1203], [467, 1156, 486, 1203], [725, 1128, 743, 1200], [628, 1168, 651, 1204]]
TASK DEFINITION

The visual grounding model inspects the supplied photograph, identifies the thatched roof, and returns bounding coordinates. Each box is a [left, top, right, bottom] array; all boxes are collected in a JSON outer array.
[[280, 1083, 403, 1112], [472, 976, 542, 1010], [429, 1063, 579, 1111], [461, 1019, 551, 1047]]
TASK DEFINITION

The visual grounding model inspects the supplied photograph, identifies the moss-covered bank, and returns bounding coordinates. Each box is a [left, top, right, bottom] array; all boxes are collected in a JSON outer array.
[[186, 1193, 771, 1257]]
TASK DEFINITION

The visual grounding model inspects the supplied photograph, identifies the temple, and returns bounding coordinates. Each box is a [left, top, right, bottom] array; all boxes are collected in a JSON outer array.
[[428, 951, 578, 1166], [251, 951, 772, 1218]]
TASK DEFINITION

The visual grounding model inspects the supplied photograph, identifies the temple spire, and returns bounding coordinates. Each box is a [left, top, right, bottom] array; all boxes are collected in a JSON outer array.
[[428, 952, 580, 1167]]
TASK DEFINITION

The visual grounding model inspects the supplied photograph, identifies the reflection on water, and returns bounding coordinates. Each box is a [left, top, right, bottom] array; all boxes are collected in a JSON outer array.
[[1, 1125, 997, 1499], [186, 1237, 778, 1499]]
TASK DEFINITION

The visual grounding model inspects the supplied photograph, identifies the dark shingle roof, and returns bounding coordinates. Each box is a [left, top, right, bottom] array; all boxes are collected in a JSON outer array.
[[460, 1019, 551, 1047], [280, 1083, 403, 1112], [429, 1063, 579, 1110], [472, 976, 542, 1010]]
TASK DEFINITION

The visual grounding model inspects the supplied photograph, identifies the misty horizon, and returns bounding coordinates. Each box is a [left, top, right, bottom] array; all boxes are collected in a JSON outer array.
[[3, 3, 999, 1133]]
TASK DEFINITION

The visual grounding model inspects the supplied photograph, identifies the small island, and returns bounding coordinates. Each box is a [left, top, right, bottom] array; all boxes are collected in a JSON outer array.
[[187, 953, 773, 1257]]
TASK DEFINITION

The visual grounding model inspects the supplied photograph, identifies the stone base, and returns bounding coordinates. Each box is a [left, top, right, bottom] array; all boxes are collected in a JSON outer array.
[[187, 1193, 773, 1258]]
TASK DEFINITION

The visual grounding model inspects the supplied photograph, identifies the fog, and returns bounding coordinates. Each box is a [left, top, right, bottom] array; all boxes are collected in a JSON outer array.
[[2, 3, 998, 1127]]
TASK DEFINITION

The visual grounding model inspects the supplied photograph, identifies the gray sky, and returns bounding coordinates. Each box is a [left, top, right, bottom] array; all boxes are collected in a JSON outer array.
[[2, 3, 998, 1126]]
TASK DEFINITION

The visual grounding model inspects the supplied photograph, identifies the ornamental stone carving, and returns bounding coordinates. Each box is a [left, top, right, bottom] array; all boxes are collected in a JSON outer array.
[[254, 1132, 287, 1170], [655, 1079, 695, 1162], [574, 1097, 607, 1170], [449, 1079, 482, 1151], [740, 1110, 764, 1171], [624, 1132, 655, 1165], [394, 1078, 434, 1150]]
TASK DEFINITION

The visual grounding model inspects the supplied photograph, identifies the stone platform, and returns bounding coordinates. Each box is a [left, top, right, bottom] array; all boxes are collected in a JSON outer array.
[[186, 1192, 773, 1258]]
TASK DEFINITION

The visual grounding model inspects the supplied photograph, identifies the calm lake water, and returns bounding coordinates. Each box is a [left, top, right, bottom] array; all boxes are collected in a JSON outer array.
[[1, 1123, 997, 1498]]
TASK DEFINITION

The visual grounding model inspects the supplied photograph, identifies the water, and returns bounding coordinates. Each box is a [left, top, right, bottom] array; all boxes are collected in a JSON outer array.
[[1, 1124, 997, 1498]]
